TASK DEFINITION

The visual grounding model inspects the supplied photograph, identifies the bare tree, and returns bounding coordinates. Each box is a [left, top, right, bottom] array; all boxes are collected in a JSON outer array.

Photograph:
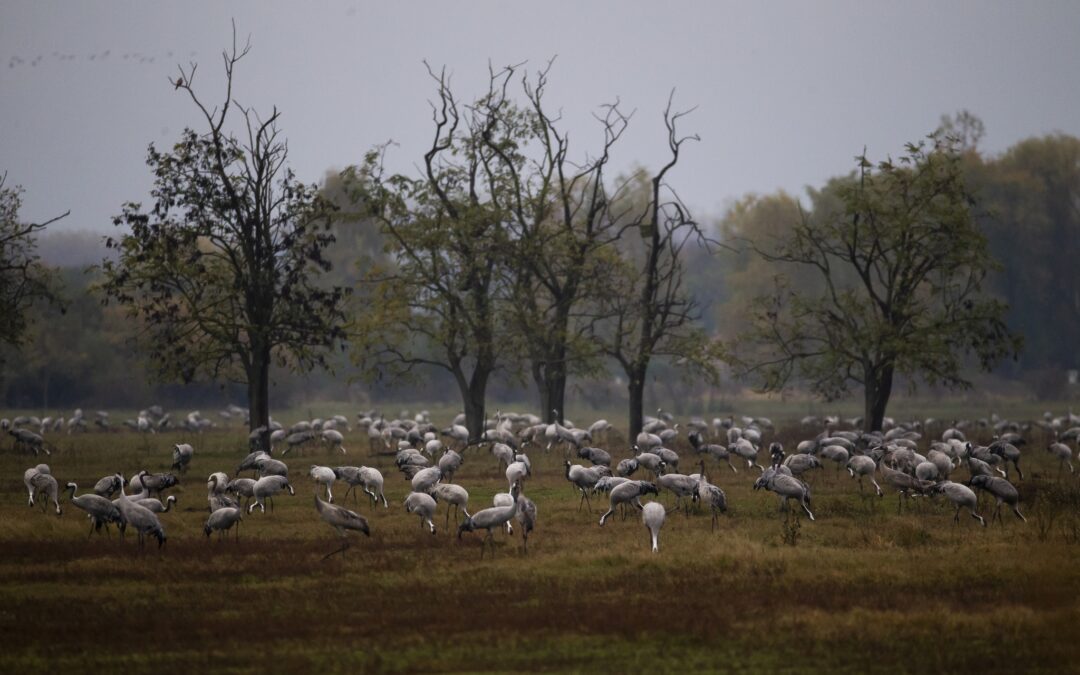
[[350, 64, 520, 440], [597, 97, 718, 437]]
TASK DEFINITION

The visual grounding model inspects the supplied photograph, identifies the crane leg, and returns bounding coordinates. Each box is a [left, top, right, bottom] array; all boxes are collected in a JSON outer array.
[[599, 507, 614, 526], [323, 538, 350, 561]]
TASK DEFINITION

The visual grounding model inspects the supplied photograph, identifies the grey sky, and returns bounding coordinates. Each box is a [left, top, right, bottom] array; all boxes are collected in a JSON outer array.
[[2, 0, 1079, 233]]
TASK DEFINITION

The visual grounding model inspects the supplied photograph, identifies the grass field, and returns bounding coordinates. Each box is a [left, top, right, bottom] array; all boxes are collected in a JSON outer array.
[[2, 414, 1080, 673]]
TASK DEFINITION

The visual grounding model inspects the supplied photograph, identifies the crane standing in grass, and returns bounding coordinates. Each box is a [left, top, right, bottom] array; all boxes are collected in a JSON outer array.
[[642, 501, 666, 553], [205, 507, 243, 542], [65, 483, 122, 537], [458, 482, 521, 558], [314, 495, 370, 560]]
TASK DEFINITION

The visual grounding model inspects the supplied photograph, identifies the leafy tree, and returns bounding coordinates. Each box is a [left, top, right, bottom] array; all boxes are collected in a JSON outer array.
[[0, 175, 66, 362], [101, 31, 349, 443], [726, 135, 1021, 431], [973, 133, 1080, 382]]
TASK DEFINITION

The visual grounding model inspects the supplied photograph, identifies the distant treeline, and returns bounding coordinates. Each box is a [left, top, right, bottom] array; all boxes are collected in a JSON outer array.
[[7, 129, 1078, 410]]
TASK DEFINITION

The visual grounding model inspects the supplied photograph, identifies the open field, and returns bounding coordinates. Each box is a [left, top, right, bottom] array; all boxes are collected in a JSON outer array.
[[2, 415, 1080, 673]]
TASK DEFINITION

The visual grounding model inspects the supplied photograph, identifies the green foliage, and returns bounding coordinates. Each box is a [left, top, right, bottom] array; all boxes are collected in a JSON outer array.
[[726, 134, 1021, 429], [99, 42, 349, 433], [970, 133, 1080, 383], [0, 177, 66, 359]]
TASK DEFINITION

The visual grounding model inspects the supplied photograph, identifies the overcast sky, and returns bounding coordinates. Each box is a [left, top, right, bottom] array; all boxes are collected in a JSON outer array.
[[3, 0, 1079, 233]]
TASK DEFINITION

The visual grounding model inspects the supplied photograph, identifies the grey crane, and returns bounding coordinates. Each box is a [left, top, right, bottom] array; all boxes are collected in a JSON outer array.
[[137, 495, 177, 513], [784, 453, 823, 478], [642, 501, 666, 553], [93, 474, 123, 498], [65, 483, 121, 537], [225, 477, 256, 510], [430, 483, 469, 527], [846, 455, 883, 497], [256, 456, 289, 478], [248, 475, 295, 514], [491, 442, 515, 469], [333, 466, 388, 507], [279, 430, 317, 456], [204, 507, 243, 542], [988, 438, 1024, 480], [599, 481, 658, 526], [171, 443, 194, 473], [23, 463, 50, 507], [515, 493, 537, 554], [438, 449, 463, 483], [29, 472, 62, 516], [879, 456, 934, 514], [404, 491, 438, 534], [206, 473, 234, 511], [915, 461, 940, 482], [565, 460, 603, 512], [966, 453, 998, 479], [969, 475, 1027, 524], [506, 460, 530, 493], [634, 449, 666, 478], [321, 429, 348, 454], [656, 470, 700, 515], [616, 457, 639, 477], [694, 462, 727, 531], [1046, 439, 1074, 475], [314, 494, 370, 559], [492, 492, 517, 535], [687, 431, 730, 467], [577, 446, 612, 467], [135, 472, 178, 499], [10, 428, 49, 456], [457, 482, 521, 558], [754, 467, 814, 521], [819, 445, 850, 480], [310, 465, 337, 502], [410, 466, 442, 494], [237, 450, 270, 476], [929, 481, 985, 527], [113, 474, 166, 549], [926, 449, 956, 480], [732, 438, 765, 473], [594, 476, 630, 494]]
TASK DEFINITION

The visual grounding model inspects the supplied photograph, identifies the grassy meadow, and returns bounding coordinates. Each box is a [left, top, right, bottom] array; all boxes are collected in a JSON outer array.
[[1, 411, 1079, 673]]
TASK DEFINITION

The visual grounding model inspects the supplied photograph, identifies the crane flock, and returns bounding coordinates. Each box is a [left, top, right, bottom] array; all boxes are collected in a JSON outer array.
[[13, 405, 1073, 558]]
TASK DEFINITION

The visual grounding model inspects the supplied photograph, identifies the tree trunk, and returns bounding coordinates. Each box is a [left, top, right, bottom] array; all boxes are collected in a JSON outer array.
[[863, 361, 895, 433], [627, 366, 647, 439], [248, 343, 272, 450], [536, 361, 567, 425], [461, 368, 489, 444]]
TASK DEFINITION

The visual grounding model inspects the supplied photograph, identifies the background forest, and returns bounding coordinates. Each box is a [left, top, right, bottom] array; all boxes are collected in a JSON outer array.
[[4, 116, 1077, 412]]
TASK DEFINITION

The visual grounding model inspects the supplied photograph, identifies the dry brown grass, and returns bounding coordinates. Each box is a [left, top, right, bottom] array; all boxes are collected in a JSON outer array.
[[1, 422, 1078, 672]]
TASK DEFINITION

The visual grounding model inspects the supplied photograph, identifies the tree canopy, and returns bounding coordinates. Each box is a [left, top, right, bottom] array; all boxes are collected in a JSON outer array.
[[0, 175, 67, 361], [725, 134, 1021, 430], [101, 31, 349, 441]]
